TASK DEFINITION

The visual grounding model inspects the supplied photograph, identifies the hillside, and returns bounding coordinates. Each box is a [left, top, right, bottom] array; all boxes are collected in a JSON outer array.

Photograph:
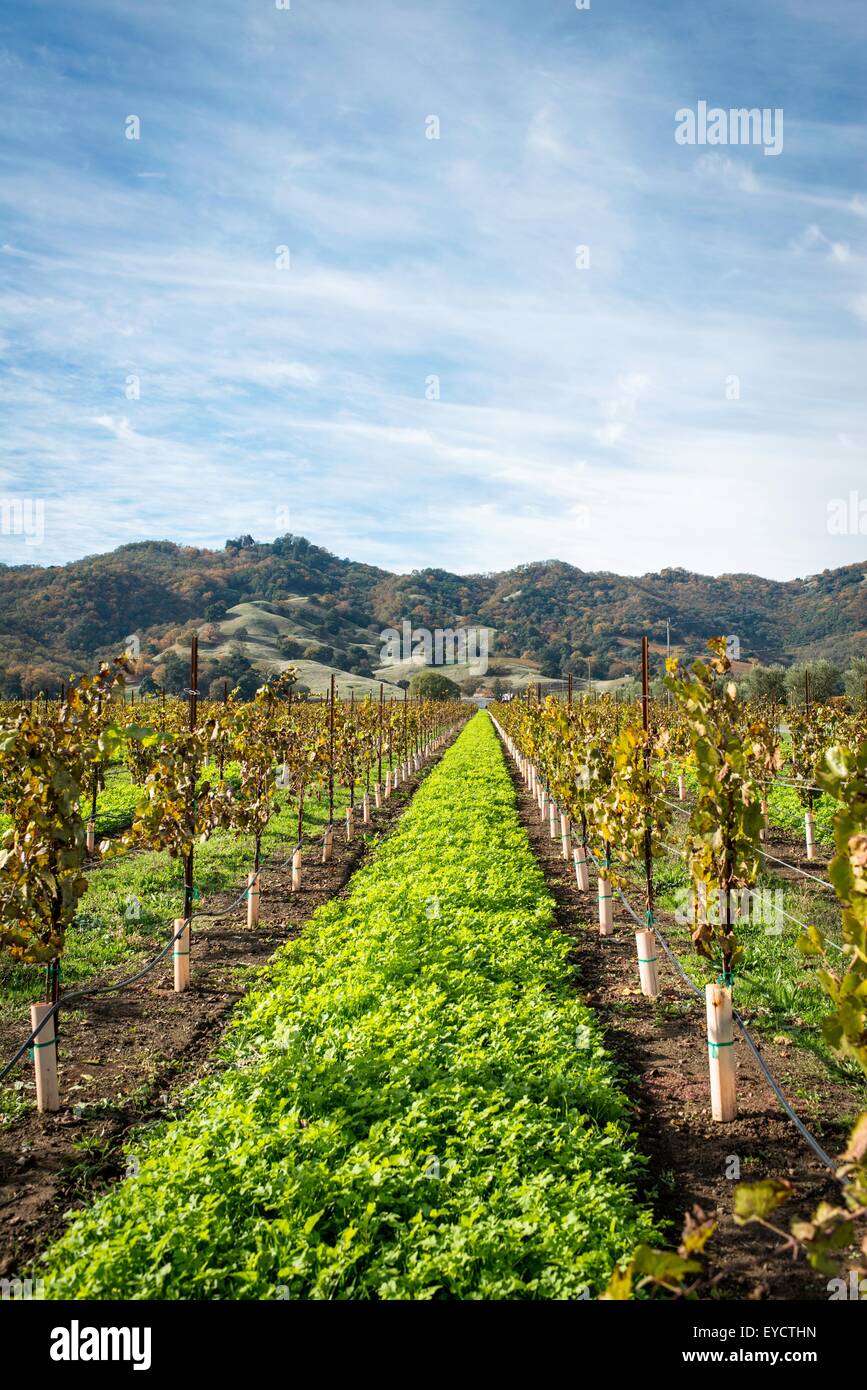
[[0, 533, 864, 696]]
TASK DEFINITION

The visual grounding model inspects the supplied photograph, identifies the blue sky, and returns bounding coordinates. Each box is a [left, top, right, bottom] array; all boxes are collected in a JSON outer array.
[[1, 0, 866, 579]]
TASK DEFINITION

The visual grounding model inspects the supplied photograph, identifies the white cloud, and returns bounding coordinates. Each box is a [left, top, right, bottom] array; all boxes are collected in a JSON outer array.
[[0, 0, 865, 580]]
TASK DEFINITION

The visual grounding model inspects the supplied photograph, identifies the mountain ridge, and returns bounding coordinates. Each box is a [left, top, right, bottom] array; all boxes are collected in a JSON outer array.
[[0, 534, 864, 695]]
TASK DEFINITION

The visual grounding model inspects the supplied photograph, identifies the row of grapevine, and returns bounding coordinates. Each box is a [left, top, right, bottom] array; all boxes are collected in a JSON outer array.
[[0, 652, 469, 1108], [493, 637, 866, 1123]]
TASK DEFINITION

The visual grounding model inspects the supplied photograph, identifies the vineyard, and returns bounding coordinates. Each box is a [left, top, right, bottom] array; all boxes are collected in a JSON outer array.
[[0, 639, 865, 1305]]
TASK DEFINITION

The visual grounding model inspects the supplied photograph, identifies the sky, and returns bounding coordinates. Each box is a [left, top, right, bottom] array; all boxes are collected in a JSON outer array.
[[1, 0, 866, 580]]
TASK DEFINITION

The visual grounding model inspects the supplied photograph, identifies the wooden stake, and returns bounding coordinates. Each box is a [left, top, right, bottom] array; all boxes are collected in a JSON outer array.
[[246, 871, 260, 928], [706, 982, 737, 1121], [173, 917, 190, 993], [635, 929, 659, 997], [328, 673, 336, 824], [29, 1003, 59, 1113]]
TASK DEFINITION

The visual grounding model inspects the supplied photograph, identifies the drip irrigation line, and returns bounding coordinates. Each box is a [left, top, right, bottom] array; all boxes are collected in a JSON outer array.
[[0, 819, 316, 1084], [731, 1017, 836, 1172], [193, 882, 255, 919], [0, 914, 191, 1087]]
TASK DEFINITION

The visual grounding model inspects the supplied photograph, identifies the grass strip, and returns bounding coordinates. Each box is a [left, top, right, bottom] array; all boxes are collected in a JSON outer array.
[[39, 712, 656, 1300], [0, 781, 352, 1020]]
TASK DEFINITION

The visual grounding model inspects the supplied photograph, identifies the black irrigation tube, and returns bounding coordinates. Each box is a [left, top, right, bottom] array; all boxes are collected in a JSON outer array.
[[0, 914, 191, 1087], [494, 722, 839, 1176]]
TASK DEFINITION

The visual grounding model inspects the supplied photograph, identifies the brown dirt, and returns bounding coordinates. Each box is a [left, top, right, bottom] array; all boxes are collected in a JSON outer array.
[[500, 744, 865, 1301], [0, 739, 457, 1277]]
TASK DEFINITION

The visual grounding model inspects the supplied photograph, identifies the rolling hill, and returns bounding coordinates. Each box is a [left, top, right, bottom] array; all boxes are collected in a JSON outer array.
[[0, 533, 864, 696]]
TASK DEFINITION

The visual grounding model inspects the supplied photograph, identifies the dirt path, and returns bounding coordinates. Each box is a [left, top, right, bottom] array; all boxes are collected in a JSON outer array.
[[0, 737, 458, 1277], [498, 735, 864, 1300]]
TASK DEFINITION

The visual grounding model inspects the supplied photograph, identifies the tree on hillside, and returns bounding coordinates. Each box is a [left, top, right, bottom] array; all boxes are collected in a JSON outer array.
[[224, 645, 254, 682], [410, 671, 461, 701], [279, 637, 305, 660], [539, 642, 567, 678], [0, 668, 24, 698], [226, 669, 262, 701], [157, 652, 190, 696]]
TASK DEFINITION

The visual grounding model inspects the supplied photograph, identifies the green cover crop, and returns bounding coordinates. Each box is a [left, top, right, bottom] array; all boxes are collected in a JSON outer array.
[[40, 712, 655, 1300]]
